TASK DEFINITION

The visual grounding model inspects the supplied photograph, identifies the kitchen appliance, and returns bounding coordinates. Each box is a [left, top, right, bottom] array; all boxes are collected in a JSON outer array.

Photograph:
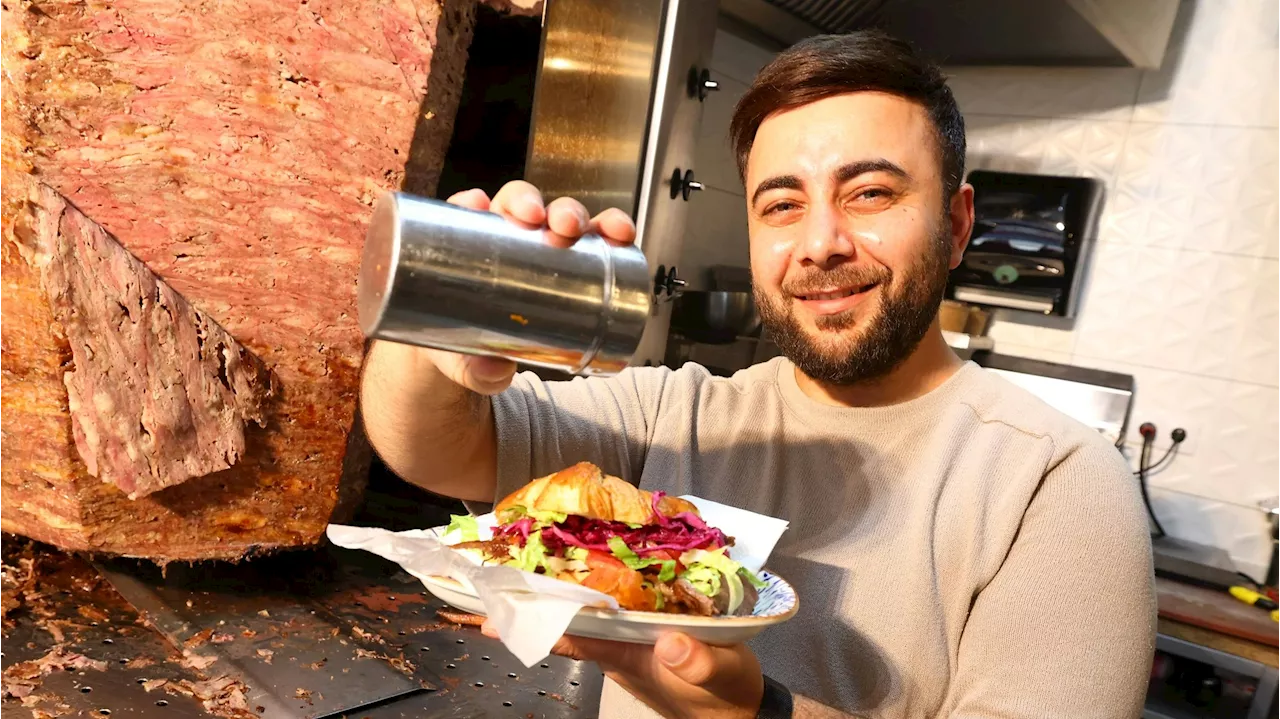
[[669, 265, 761, 346], [1152, 537, 1249, 591], [971, 352, 1134, 447], [522, 0, 721, 368], [948, 170, 1103, 318], [1129, 423, 1249, 590], [720, 0, 1179, 69], [670, 291, 761, 345], [663, 265, 770, 374], [358, 192, 651, 376]]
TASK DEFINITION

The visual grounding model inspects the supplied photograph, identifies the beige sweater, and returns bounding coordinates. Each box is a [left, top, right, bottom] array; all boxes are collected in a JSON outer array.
[[489, 358, 1157, 718]]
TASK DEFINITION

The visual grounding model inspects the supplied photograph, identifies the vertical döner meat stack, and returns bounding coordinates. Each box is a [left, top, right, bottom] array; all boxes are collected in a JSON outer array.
[[0, 0, 477, 559]]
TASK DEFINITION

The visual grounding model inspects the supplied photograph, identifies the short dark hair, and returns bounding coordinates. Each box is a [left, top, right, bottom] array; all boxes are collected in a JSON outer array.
[[730, 30, 966, 198]]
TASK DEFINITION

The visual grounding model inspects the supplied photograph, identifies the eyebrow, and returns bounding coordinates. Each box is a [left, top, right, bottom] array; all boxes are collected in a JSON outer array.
[[836, 158, 910, 184], [749, 175, 801, 207], [750, 158, 912, 207]]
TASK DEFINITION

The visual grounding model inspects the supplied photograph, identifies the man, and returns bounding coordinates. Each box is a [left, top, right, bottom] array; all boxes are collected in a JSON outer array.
[[361, 31, 1156, 719]]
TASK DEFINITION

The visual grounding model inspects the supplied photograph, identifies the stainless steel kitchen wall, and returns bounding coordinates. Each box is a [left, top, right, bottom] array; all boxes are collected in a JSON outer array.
[[524, 0, 720, 368]]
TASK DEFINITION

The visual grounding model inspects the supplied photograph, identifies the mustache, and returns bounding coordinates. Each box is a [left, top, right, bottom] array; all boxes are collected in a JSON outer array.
[[779, 265, 892, 296]]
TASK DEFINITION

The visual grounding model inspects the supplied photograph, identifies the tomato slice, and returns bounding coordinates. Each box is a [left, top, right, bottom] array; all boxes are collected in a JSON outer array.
[[580, 557, 656, 611], [583, 549, 625, 570]]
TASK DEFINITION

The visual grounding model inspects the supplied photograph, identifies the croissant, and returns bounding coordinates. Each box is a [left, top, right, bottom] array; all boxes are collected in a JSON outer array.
[[494, 461, 698, 525]]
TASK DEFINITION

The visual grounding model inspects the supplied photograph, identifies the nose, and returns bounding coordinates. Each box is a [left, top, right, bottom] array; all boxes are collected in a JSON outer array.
[[797, 201, 857, 269]]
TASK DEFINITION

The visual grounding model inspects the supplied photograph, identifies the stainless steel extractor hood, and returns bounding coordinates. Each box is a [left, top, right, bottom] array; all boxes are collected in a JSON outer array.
[[721, 0, 1180, 69]]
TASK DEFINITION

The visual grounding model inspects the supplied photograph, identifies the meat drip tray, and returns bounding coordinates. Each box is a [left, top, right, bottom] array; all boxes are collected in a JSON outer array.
[[93, 542, 601, 718], [86, 465, 600, 717], [94, 549, 427, 718], [5, 472, 601, 717]]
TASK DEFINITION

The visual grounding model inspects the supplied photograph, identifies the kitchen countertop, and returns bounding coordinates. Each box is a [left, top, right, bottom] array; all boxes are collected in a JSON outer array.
[[1156, 576, 1277, 659], [1158, 617, 1278, 670]]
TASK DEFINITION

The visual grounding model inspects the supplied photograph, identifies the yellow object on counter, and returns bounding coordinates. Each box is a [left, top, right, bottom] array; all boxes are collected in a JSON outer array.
[[1229, 585, 1280, 614]]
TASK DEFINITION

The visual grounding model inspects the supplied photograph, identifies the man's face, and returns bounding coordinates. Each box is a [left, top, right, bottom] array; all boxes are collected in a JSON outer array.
[[745, 92, 969, 385]]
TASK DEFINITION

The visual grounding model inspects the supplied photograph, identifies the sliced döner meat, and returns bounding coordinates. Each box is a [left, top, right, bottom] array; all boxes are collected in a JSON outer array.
[[450, 538, 515, 564], [671, 579, 717, 617]]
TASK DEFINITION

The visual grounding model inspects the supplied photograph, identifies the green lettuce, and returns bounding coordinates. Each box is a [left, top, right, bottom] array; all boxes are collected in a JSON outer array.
[[740, 567, 767, 590], [681, 547, 765, 588], [506, 529, 547, 572], [499, 505, 568, 527], [443, 514, 479, 543], [680, 564, 721, 598], [655, 561, 677, 583], [680, 548, 761, 614], [529, 508, 568, 524], [607, 537, 677, 583]]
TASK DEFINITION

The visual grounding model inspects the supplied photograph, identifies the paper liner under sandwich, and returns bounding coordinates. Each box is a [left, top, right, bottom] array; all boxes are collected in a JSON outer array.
[[327, 496, 789, 666]]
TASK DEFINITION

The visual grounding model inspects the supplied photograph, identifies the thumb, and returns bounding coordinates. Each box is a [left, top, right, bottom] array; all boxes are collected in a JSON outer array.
[[463, 355, 517, 388], [426, 349, 516, 395], [654, 633, 742, 689]]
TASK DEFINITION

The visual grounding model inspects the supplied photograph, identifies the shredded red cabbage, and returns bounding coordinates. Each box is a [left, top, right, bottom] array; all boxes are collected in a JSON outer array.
[[650, 491, 667, 522], [490, 492, 728, 555], [496, 513, 725, 555], [494, 516, 533, 542]]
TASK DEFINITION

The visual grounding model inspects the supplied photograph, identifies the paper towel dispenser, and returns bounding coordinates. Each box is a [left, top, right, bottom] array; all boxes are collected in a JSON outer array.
[[947, 170, 1102, 318]]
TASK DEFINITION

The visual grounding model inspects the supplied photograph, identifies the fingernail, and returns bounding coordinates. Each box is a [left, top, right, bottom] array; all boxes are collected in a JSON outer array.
[[472, 358, 513, 381], [656, 635, 690, 666]]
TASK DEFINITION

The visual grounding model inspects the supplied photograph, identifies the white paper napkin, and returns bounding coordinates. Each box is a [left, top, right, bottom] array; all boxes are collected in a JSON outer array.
[[677, 496, 788, 575], [326, 495, 788, 666]]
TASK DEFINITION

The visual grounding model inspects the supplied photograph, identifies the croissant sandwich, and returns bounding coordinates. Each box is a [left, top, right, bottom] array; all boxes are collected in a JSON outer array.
[[442, 462, 763, 616]]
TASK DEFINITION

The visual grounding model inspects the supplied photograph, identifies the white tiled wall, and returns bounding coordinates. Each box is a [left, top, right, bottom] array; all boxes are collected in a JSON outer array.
[[692, 3, 1278, 577], [952, 0, 1279, 578]]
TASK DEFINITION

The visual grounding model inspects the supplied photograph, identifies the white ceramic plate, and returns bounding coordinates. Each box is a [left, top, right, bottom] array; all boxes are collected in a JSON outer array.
[[419, 526, 799, 645]]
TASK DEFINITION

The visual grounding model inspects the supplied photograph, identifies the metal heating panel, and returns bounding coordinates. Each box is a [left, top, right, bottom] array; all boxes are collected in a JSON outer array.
[[973, 352, 1135, 446], [91, 545, 602, 719]]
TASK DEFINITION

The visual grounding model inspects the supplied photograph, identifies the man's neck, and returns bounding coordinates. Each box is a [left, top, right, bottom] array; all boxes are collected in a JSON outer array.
[[793, 322, 965, 408]]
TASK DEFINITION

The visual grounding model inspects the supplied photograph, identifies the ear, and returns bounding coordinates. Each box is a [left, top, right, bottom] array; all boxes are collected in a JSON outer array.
[[947, 183, 975, 269]]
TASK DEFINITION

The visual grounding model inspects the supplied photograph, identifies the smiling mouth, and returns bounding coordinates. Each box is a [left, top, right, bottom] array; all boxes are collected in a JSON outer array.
[[796, 284, 877, 302]]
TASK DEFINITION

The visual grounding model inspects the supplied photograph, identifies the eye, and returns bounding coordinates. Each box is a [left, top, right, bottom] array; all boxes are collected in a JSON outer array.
[[848, 186, 896, 210], [763, 200, 800, 215]]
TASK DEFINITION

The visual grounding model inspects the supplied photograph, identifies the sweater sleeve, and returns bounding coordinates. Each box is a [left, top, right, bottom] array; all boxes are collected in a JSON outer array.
[[478, 366, 672, 508], [942, 439, 1157, 718]]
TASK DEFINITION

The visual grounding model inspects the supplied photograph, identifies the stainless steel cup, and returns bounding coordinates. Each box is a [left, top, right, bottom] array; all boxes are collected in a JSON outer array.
[[358, 192, 652, 375]]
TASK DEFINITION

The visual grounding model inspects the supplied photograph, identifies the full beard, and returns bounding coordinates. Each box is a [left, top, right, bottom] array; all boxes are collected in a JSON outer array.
[[755, 229, 952, 386]]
